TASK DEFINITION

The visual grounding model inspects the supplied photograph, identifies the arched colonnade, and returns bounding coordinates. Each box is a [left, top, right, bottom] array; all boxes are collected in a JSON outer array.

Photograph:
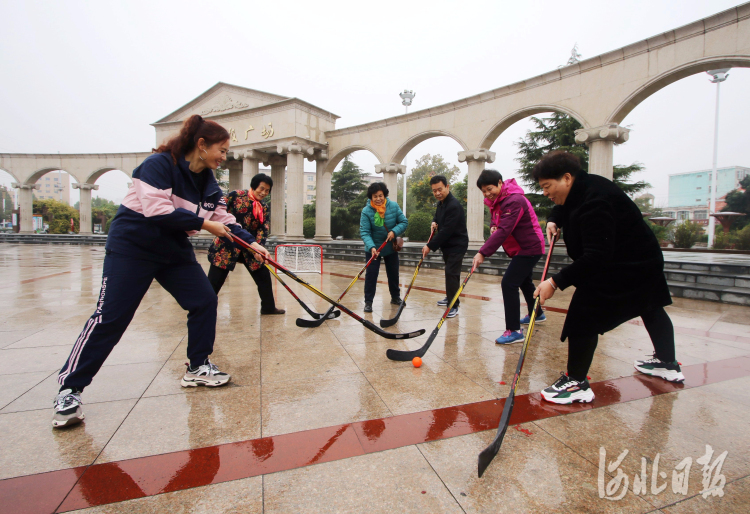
[[1, 5, 749, 242]]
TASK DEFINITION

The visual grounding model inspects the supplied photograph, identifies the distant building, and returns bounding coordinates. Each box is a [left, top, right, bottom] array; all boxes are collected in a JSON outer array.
[[35, 172, 71, 204], [665, 166, 749, 225]]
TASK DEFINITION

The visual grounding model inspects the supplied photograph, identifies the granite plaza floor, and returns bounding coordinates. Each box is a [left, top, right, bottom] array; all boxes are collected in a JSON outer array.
[[1, 244, 749, 514]]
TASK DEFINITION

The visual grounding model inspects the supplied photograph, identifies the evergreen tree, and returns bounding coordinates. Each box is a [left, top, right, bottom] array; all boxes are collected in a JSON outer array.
[[331, 156, 367, 206], [515, 112, 650, 218]]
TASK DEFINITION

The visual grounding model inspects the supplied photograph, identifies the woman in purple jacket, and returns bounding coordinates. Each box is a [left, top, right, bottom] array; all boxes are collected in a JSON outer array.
[[471, 169, 546, 344]]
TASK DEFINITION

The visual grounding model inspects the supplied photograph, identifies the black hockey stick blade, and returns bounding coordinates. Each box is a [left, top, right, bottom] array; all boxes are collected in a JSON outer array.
[[379, 301, 406, 328], [386, 325, 439, 361], [386, 264, 476, 361], [265, 264, 340, 320], [477, 394, 515, 477]]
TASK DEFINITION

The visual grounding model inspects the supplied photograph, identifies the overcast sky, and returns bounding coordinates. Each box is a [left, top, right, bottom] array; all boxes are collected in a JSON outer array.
[[0, 0, 747, 208]]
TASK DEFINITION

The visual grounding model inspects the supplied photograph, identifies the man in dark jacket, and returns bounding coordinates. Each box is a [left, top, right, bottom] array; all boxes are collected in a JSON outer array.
[[532, 151, 684, 405], [422, 175, 469, 318]]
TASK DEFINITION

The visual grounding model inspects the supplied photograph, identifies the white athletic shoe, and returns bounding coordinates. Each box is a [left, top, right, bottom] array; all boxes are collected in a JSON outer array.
[[181, 360, 231, 388], [634, 357, 685, 382], [52, 389, 85, 428], [541, 373, 595, 404]]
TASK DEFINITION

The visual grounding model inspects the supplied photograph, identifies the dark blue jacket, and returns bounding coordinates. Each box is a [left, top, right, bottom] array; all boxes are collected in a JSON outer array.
[[107, 152, 255, 263]]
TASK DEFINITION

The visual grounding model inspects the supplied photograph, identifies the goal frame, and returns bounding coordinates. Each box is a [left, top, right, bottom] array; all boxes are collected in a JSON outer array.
[[274, 244, 323, 274]]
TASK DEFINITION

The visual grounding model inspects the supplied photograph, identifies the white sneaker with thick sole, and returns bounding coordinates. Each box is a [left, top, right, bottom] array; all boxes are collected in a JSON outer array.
[[541, 373, 595, 404], [634, 357, 685, 382], [52, 389, 85, 428], [181, 360, 232, 387]]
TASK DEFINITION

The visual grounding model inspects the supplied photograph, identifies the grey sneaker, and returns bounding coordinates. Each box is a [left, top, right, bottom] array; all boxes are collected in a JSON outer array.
[[181, 360, 231, 388], [437, 297, 449, 306], [52, 389, 84, 428]]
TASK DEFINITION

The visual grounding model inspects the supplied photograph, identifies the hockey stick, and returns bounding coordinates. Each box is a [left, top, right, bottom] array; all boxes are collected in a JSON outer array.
[[477, 238, 556, 478], [230, 234, 425, 340], [296, 238, 389, 328], [264, 264, 341, 320], [380, 229, 435, 328], [386, 263, 477, 361]]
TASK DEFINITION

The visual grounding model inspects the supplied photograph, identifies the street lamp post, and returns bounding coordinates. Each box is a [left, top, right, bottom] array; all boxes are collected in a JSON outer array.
[[399, 89, 415, 216], [706, 68, 730, 248]]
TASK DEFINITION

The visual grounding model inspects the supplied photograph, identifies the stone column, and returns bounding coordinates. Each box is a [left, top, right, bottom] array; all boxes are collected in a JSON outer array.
[[374, 163, 405, 201], [458, 149, 496, 246], [279, 143, 305, 242], [269, 155, 287, 239], [72, 183, 99, 234], [12, 183, 39, 234], [313, 151, 332, 241], [242, 157, 259, 190], [574, 124, 630, 181]]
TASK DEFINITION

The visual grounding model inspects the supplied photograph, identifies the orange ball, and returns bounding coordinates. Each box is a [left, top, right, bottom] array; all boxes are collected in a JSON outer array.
[[412, 357, 422, 368]]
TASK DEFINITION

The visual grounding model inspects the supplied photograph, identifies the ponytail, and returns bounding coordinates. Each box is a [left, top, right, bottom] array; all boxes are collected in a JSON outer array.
[[154, 114, 230, 163]]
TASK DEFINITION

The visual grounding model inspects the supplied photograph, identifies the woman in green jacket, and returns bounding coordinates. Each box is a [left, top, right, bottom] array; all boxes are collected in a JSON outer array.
[[360, 182, 408, 312]]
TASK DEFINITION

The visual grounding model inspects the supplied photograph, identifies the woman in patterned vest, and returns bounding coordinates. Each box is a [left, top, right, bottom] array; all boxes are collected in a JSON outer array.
[[207, 173, 284, 315]]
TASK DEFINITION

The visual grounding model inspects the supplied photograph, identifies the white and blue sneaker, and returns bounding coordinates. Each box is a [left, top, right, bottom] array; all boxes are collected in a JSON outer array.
[[446, 306, 458, 318], [495, 330, 524, 345], [52, 389, 84, 428], [437, 297, 449, 306], [520, 312, 546, 325]]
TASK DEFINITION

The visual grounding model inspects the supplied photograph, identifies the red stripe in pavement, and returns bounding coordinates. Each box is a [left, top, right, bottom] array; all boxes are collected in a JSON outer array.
[[2, 357, 749, 513], [20, 267, 93, 284]]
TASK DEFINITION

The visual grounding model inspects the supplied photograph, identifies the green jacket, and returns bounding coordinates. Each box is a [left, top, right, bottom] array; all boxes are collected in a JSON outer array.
[[360, 198, 408, 257]]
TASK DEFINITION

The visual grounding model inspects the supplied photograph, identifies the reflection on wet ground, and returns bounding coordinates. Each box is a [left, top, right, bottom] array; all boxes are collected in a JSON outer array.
[[0, 244, 749, 513]]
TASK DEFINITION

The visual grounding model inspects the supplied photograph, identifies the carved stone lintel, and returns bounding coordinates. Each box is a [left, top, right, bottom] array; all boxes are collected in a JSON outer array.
[[12, 183, 40, 190], [374, 163, 406, 175], [457, 149, 496, 163], [574, 124, 630, 145], [72, 183, 99, 191]]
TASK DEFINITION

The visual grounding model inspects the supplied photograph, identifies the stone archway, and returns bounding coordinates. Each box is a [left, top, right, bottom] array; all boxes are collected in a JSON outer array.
[[607, 56, 750, 124], [389, 130, 469, 165], [315, 145, 384, 241], [479, 105, 590, 149]]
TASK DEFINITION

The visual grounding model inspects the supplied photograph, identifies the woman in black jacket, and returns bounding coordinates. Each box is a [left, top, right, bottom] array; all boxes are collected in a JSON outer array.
[[531, 151, 684, 405]]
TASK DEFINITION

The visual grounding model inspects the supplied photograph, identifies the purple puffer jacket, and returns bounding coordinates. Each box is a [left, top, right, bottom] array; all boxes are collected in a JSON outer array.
[[478, 179, 545, 257]]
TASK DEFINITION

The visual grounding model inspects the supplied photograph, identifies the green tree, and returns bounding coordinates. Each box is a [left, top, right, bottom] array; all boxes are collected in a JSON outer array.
[[303, 218, 315, 239], [332, 156, 367, 206], [406, 154, 461, 213], [214, 167, 229, 192], [33, 198, 79, 234], [516, 112, 651, 219], [721, 175, 750, 230]]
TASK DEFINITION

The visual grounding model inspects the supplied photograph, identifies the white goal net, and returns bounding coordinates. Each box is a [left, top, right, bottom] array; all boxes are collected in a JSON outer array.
[[274, 244, 323, 273]]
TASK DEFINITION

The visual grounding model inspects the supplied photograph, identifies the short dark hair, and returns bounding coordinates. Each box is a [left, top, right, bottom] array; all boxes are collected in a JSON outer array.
[[367, 182, 389, 199], [429, 175, 448, 187], [250, 173, 273, 190], [476, 169, 503, 189], [532, 151, 582, 181]]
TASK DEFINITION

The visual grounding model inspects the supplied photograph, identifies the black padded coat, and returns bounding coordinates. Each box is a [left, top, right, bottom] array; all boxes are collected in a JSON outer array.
[[548, 172, 671, 341]]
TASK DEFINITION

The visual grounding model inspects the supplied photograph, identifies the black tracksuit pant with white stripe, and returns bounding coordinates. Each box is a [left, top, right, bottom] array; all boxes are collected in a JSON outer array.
[[58, 251, 217, 391]]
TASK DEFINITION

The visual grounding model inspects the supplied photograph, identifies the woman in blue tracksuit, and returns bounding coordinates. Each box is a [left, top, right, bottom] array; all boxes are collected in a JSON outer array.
[[360, 182, 408, 313], [52, 115, 269, 428]]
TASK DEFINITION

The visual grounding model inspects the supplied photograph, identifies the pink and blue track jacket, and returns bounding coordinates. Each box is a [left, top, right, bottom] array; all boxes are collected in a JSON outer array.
[[478, 179, 545, 258], [106, 152, 255, 263]]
